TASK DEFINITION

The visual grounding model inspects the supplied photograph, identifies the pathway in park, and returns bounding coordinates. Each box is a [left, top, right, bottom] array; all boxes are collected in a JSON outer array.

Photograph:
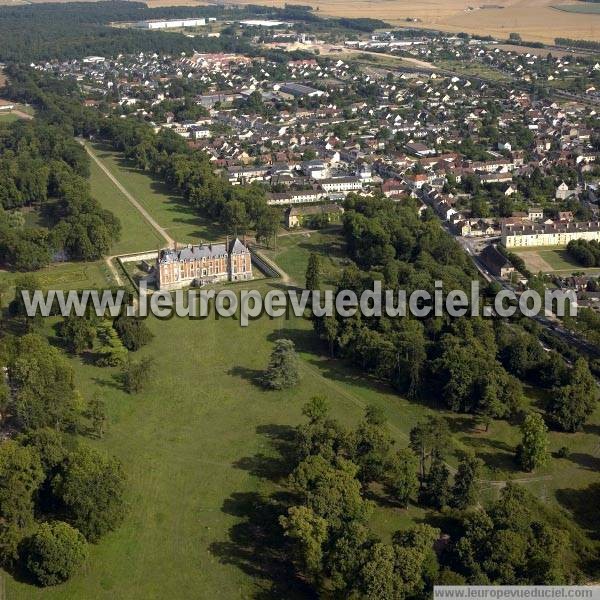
[[81, 141, 174, 247]]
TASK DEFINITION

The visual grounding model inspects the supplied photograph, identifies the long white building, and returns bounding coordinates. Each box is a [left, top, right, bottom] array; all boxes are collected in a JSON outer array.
[[136, 18, 206, 30], [502, 221, 600, 248]]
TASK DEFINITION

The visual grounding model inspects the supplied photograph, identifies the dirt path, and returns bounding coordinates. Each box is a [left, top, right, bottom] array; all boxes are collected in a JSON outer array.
[[10, 110, 33, 120], [81, 140, 174, 246], [105, 256, 124, 287]]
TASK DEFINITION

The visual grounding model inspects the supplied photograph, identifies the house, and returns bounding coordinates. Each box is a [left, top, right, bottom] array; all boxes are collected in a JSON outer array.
[[268, 190, 326, 206], [319, 177, 362, 194], [528, 207, 544, 221], [405, 142, 435, 157], [156, 238, 252, 290], [285, 204, 344, 228], [479, 244, 515, 278], [555, 181, 577, 201]]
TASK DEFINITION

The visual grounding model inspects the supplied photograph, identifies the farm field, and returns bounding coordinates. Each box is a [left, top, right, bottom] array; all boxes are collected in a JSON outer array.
[[194, 0, 600, 44], [88, 142, 223, 245], [553, 3, 600, 14], [88, 157, 163, 255], [513, 246, 600, 274], [0, 0, 598, 43]]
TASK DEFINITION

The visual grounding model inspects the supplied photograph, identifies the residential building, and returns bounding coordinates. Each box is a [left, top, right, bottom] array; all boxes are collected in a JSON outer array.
[[502, 221, 600, 248]]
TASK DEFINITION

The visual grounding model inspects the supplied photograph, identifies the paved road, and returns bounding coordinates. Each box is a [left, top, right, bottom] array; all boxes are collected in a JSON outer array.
[[81, 140, 174, 246]]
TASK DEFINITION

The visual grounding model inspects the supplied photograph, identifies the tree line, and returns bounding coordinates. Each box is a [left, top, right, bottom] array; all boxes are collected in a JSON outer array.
[[308, 195, 598, 435], [0, 332, 126, 586], [0, 119, 121, 270], [567, 239, 600, 267]]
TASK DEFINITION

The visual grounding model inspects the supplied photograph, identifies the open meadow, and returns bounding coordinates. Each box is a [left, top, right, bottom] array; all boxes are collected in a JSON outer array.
[[513, 247, 600, 275], [88, 142, 223, 245]]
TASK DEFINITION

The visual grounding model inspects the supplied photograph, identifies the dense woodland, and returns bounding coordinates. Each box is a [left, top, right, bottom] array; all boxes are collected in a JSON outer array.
[[256, 396, 597, 596], [0, 121, 121, 270], [304, 195, 599, 437]]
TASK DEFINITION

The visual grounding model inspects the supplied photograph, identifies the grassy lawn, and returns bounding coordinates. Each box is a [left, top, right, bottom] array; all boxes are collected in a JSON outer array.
[[514, 247, 600, 274], [89, 143, 223, 244], [0, 112, 21, 123], [0, 261, 112, 294], [5, 283, 599, 599], [264, 228, 348, 286], [89, 158, 163, 255], [3, 162, 599, 598]]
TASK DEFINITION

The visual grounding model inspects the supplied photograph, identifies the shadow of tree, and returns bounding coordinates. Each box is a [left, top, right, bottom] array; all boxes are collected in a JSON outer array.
[[209, 421, 316, 598], [555, 482, 600, 541], [209, 490, 313, 599], [567, 452, 600, 472], [227, 365, 264, 388], [460, 436, 517, 473]]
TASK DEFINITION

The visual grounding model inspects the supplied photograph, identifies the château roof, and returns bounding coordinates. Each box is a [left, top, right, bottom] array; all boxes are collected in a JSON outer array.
[[158, 238, 248, 264]]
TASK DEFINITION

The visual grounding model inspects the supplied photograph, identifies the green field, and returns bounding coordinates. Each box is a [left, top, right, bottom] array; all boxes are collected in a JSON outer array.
[[0, 112, 21, 123], [553, 3, 600, 14], [263, 228, 347, 285], [514, 246, 600, 274], [5, 275, 600, 598], [5, 230, 600, 599], [0, 260, 112, 295], [89, 143, 223, 245], [88, 158, 163, 255]]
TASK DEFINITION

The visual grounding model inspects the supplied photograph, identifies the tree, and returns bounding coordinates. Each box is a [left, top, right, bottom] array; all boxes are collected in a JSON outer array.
[[321, 316, 338, 357], [113, 316, 153, 351], [289, 455, 372, 528], [24, 521, 88, 586], [305, 252, 321, 291], [325, 520, 371, 594], [222, 200, 248, 236], [548, 358, 598, 432], [121, 356, 153, 394], [419, 451, 450, 509], [255, 207, 279, 248], [386, 448, 419, 508], [0, 441, 44, 564], [349, 405, 393, 483], [280, 505, 328, 583], [58, 315, 96, 355], [52, 446, 125, 542], [261, 339, 300, 390], [450, 452, 482, 509], [392, 319, 426, 399], [517, 412, 549, 472], [9, 334, 79, 431], [409, 416, 450, 481], [296, 397, 346, 462]]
